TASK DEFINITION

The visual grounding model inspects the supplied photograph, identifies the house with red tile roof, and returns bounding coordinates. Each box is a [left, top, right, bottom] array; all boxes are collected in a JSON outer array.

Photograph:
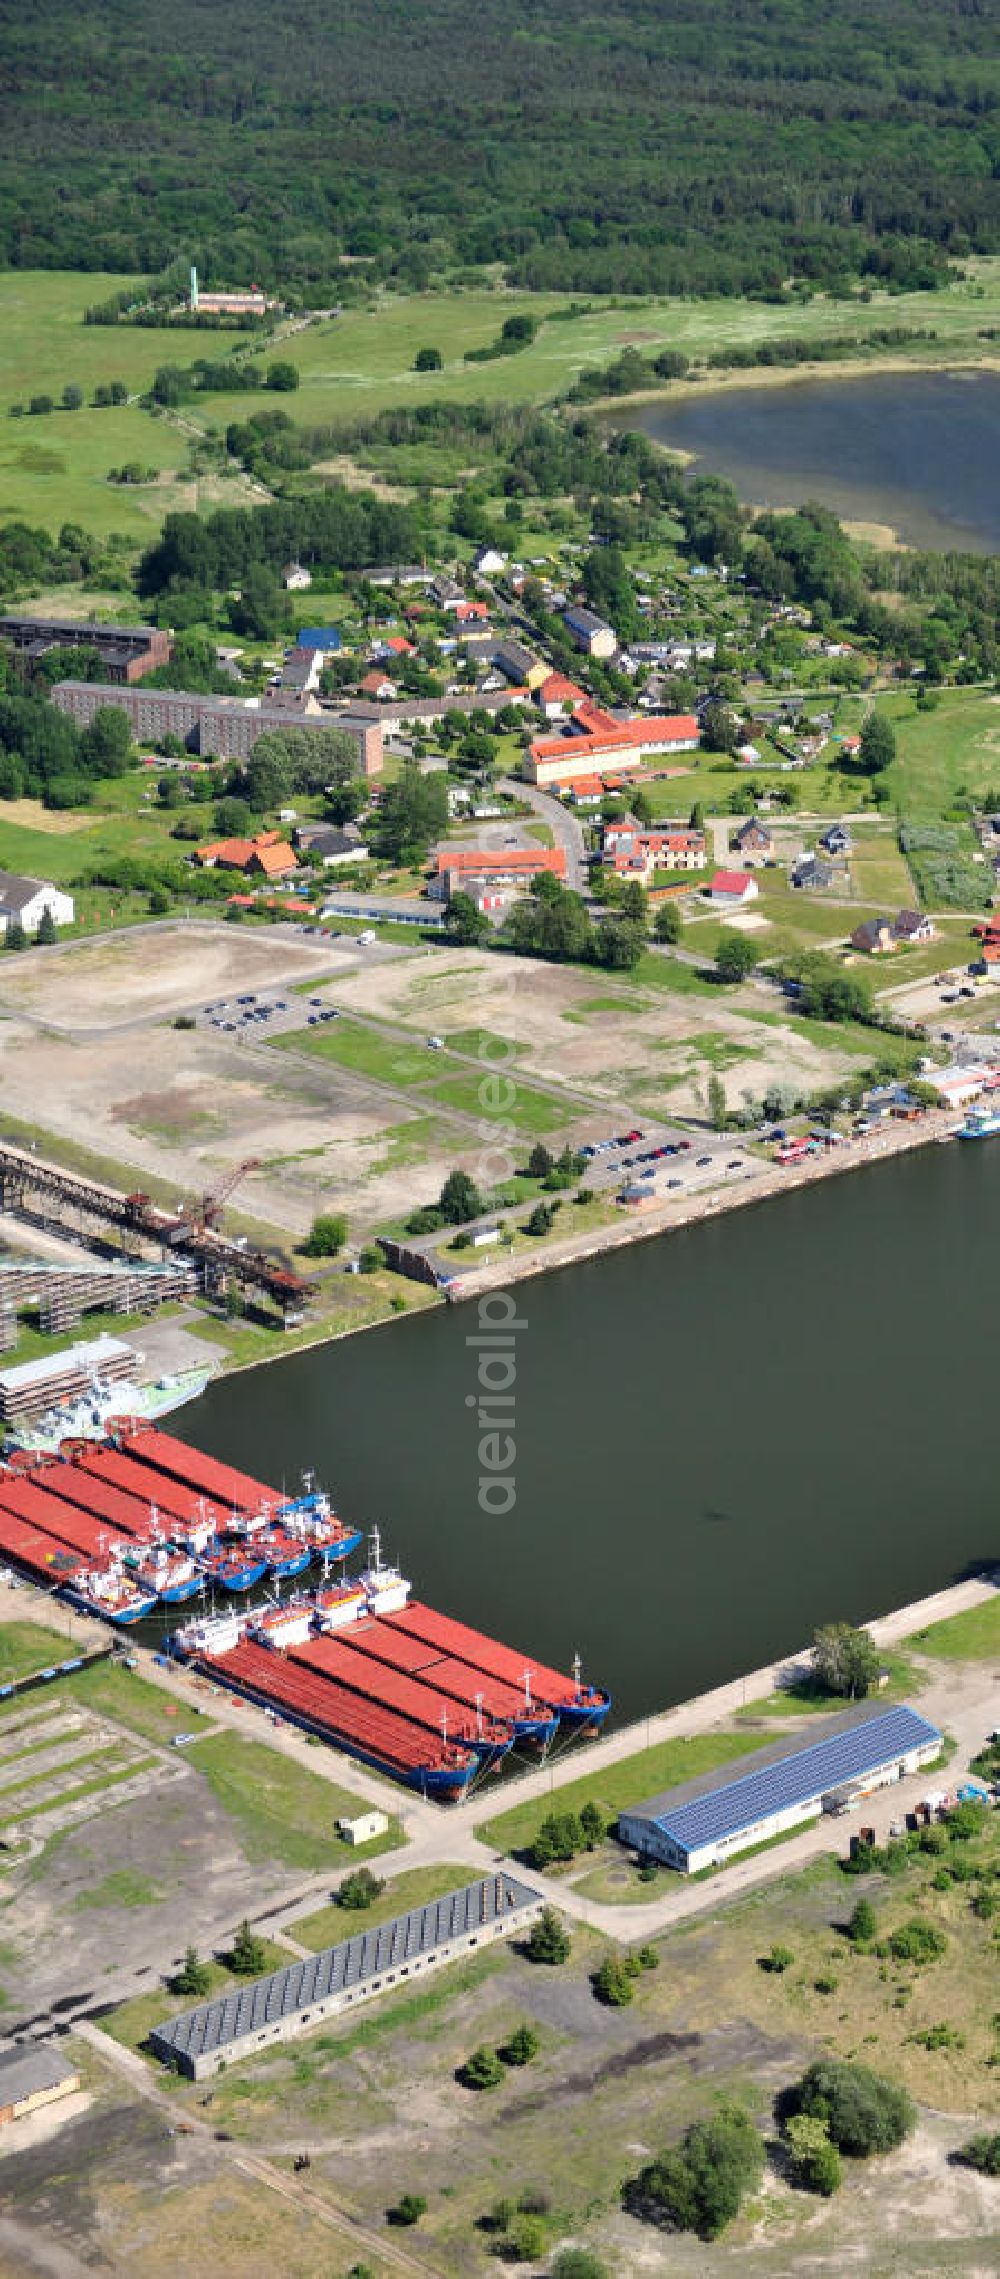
[[709, 869, 759, 907], [429, 845, 566, 903], [196, 829, 297, 880], [537, 672, 588, 718], [524, 705, 700, 788]]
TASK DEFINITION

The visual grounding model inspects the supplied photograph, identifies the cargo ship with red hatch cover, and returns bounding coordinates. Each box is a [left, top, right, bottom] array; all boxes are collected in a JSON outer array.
[[115, 1427, 363, 1568]]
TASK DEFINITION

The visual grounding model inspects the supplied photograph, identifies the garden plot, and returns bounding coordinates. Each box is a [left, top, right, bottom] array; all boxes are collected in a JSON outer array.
[[0, 1696, 174, 1847]]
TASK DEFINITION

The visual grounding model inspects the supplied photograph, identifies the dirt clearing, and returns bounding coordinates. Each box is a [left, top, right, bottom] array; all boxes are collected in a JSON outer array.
[[0, 922, 412, 1030]]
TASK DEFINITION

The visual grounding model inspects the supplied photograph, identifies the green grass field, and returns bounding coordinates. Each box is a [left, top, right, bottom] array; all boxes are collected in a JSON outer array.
[[0, 1621, 84, 1685], [184, 1731, 401, 1870], [475, 1728, 766, 1858], [907, 1593, 1000, 1662], [291, 1863, 473, 1951], [278, 1015, 573, 1134], [3, 263, 1000, 535], [885, 689, 1000, 815]]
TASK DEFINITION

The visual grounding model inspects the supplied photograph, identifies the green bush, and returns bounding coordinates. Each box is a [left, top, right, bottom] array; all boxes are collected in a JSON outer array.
[[759, 1943, 794, 1975], [593, 1955, 634, 2006], [387, 2192, 426, 2225], [302, 1211, 347, 1257], [625, 2105, 765, 2240], [497, 2023, 539, 2067], [888, 1918, 947, 1965], [955, 2132, 1000, 2175], [910, 2021, 965, 2051], [790, 2058, 915, 2156], [337, 1866, 384, 1911], [461, 2045, 506, 2090], [784, 2112, 842, 2197]]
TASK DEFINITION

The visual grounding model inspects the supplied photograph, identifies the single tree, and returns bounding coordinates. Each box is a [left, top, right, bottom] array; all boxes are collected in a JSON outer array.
[[707, 1072, 728, 1130], [35, 907, 57, 944], [857, 710, 896, 775], [230, 1919, 268, 1975], [654, 902, 681, 945], [579, 1799, 605, 1849], [811, 1621, 880, 1699], [175, 1944, 212, 1996], [302, 1212, 348, 1258], [438, 1168, 483, 1224], [715, 932, 759, 984], [847, 1896, 877, 1945], [524, 1905, 570, 1964], [443, 889, 489, 945], [527, 1142, 554, 1179], [414, 346, 443, 371], [594, 1954, 635, 2006], [460, 2044, 506, 2090]]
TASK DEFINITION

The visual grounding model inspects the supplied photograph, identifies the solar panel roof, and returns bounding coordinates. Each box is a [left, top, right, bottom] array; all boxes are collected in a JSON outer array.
[[642, 1705, 940, 1855], [151, 1874, 538, 2063]]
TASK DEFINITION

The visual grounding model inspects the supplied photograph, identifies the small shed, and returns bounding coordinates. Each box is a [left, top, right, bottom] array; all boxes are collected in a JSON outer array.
[[338, 1810, 390, 1846], [0, 2041, 80, 2124]]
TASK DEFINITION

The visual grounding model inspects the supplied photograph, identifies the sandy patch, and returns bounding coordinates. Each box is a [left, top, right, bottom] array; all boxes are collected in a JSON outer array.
[[0, 1020, 466, 1239], [0, 921, 386, 1030], [0, 798, 94, 834]]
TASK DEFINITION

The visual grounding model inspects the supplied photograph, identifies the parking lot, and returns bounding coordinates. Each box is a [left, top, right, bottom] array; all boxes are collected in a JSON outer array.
[[581, 1124, 756, 1204], [196, 989, 342, 1041]]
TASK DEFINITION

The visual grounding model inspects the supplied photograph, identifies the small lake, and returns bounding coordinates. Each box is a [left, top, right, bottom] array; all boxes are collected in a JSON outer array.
[[184, 1139, 1000, 1727], [629, 368, 1000, 552]]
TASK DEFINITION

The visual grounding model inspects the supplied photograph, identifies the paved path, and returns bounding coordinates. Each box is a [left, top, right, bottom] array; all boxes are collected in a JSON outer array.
[[76, 2021, 430, 2276], [498, 776, 588, 893]]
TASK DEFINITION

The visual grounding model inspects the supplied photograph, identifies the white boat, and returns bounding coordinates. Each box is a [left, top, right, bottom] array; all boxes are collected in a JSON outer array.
[[312, 1578, 368, 1632], [8, 1365, 216, 1457], [173, 1608, 246, 1659], [251, 1600, 314, 1650], [358, 1526, 411, 1617]]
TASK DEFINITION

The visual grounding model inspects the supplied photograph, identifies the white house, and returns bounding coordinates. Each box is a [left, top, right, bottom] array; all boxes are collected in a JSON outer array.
[[708, 869, 759, 908], [473, 544, 507, 577], [0, 874, 75, 939], [282, 562, 312, 591]]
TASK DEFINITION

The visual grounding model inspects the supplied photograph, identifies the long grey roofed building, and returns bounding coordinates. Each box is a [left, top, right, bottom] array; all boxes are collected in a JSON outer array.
[[150, 1872, 542, 2078], [619, 1704, 941, 1874]]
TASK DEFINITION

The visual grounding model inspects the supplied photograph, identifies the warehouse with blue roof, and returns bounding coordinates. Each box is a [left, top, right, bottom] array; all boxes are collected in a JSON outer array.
[[618, 1704, 941, 1874]]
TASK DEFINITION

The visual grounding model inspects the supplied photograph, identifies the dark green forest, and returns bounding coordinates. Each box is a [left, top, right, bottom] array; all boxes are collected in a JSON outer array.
[[1, 0, 998, 297]]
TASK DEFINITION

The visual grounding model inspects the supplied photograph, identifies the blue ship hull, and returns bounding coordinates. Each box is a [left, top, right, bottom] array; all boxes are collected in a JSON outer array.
[[317, 1528, 363, 1563], [513, 1711, 560, 1749], [558, 1690, 612, 1735], [72, 1590, 158, 1625], [199, 1557, 269, 1592], [266, 1547, 313, 1580], [157, 1575, 203, 1604]]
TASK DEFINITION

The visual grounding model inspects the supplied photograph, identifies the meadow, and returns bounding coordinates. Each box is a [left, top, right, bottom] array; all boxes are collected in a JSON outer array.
[[3, 262, 1000, 535]]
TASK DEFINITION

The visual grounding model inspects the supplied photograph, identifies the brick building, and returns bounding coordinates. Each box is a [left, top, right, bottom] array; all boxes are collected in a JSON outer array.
[[51, 684, 383, 776], [1, 615, 171, 684]]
